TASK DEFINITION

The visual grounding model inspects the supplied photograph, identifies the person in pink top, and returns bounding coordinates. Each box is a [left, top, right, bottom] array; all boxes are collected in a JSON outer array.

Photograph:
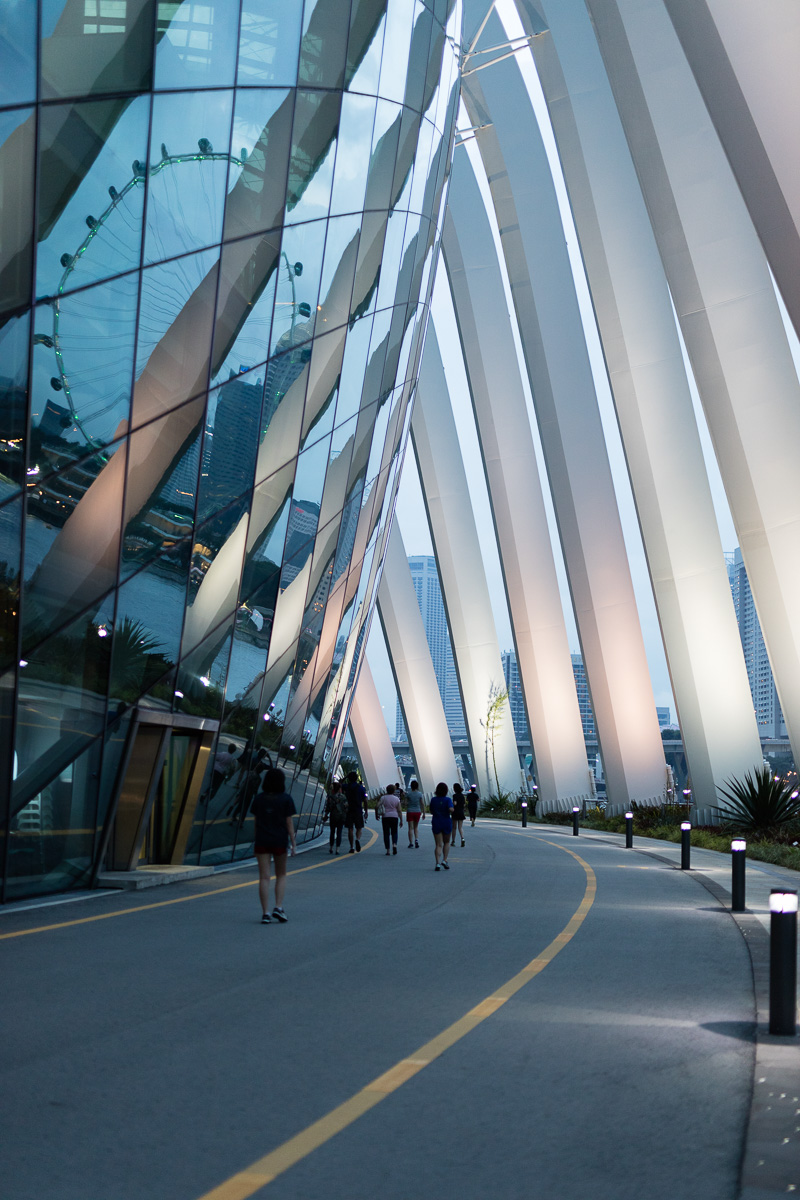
[[378, 784, 403, 855]]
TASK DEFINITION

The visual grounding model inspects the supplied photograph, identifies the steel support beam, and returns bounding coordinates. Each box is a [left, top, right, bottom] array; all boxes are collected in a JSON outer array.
[[377, 522, 460, 795], [348, 656, 400, 796], [412, 325, 524, 801], [518, 0, 762, 807], [442, 150, 591, 811], [460, 5, 666, 807], [587, 0, 800, 777]]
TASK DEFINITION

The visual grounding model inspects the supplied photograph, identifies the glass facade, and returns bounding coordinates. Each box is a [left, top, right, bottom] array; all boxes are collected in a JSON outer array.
[[0, 0, 460, 901]]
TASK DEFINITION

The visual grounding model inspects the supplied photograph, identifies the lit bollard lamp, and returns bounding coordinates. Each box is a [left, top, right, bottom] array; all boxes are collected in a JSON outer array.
[[572, 806, 580, 837], [769, 890, 798, 1036], [680, 821, 691, 870], [731, 839, 746, 912], [625, 811, 633, 849], [521, 799, 528, 828]]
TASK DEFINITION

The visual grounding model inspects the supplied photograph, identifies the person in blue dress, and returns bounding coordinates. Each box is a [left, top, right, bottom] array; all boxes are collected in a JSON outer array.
[[429, 782, 454, 871]]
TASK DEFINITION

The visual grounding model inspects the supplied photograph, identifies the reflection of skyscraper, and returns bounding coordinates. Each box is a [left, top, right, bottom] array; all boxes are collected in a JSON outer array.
[[395, 556, 465, 739], [501, 650, 528, 741], [571, 654, 596, 739], [727, 549, 785, 738], [203, 374, 263, 514], [263, 322, 313, 430]]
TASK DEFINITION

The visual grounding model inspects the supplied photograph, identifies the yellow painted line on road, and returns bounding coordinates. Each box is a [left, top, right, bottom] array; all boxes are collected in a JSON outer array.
[[196, 839, 596, 1200], [0, 829, 379, 940]]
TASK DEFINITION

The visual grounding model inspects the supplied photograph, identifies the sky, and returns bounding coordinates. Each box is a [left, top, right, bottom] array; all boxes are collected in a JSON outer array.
[[363, 0, 798, 747]]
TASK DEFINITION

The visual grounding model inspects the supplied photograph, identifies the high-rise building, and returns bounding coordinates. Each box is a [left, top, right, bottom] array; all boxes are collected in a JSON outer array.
[[571, 655, 596, 739], [396, 556, 465, 739], [656, 707, 671, 728], [727, 550, 786, 739], [501, 649, 528, 743]]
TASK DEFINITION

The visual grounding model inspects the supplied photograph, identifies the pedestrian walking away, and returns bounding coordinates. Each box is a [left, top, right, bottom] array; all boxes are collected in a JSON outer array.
[[251, 767, 297, 923], [324, 780, 348, 854], [467, 784, 479, 826], [344, 771, 369, 853], [404, 779, 426, 847], [451, 783, 466, 847], [377, 784, 403, 854], [429, 782, 454, 871]]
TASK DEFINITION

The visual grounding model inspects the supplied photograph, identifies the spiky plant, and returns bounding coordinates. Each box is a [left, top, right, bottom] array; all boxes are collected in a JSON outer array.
[[714, 766, 800, 839]]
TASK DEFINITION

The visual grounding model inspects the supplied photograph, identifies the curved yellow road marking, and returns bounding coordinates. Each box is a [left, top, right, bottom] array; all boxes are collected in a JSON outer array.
[[197, 839, 596, 1200], [0, 828, 379, 940]]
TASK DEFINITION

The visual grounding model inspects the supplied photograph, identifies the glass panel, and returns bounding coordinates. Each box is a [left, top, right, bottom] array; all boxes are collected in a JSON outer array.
[[334, 313, 373, 428], [378, 0, 412, 104], [405, 1, 433, 114], [110, 549, 188, 705], [41, 0, 156, 99], [0, 312, 29, 500], [133, 246, 219, 426], [224, 89, 292, 242], [0, 0, 37, 105], [300, 328, 345, 449], [0, 497, 21, 674], [145, 89, 233, 265], [376, 209, 409, 310], [6, 732, 102, 901], [330, 94, 375, 219], [22, 439, 126, 648], [298, 0, 347, 90], [36, 96, 149, 299], [346, 0, 386, 93], [210, 231, 280, 388], [121, 395, 204, 578], [175, 616, 233, 719], [182, 501, 249, 657], [241, 478, 291, 606], [155, 0, 238, 90], [318, 214, 361, 333], [284, 89, 340, 227], [271, 220, 326, 352], [33, 272, 138, 456], [0, 107, 35, 317], [238, 0, 301, 86], [198, 370, 263, 523], [364, 99, 401, 211]]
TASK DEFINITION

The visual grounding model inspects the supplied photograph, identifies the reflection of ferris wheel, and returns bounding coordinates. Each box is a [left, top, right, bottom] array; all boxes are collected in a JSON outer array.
[[37, 139, 245, 455]]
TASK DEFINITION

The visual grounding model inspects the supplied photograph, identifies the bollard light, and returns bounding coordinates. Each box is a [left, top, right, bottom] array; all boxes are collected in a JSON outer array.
[[769, 890, 798, 1036], [625, 811, 633, 849], [680, 821, 691, 870], [521, 800, 528, 828], [731, 839, 747, 912], [572, 805, 580, 837]]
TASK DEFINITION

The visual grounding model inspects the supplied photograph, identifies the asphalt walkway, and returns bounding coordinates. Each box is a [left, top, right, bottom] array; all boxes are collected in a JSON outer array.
[[1, 819, 794, 1199]]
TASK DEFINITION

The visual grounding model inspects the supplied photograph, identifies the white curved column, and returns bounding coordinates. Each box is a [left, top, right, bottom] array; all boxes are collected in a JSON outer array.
[[460, 8, 666, 807], [442, 151, 591, 811], [377, 521, 459, 795], [662, 0, 800, 343], [520, 0, 762, 806], [412, 324, 524, 801], [587, 0, 800, 773], [349, 657, 399, 795]]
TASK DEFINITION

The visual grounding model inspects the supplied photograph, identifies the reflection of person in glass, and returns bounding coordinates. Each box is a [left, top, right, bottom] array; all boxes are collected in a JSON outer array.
[[429, 783, 453, 872], [227, 746, 269, 827], [252, 767, 296, 924], [208, 742, 237, 801]]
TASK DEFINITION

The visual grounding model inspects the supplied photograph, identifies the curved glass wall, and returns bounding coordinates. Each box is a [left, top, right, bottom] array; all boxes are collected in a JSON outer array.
[[0, 0, 460, 901]]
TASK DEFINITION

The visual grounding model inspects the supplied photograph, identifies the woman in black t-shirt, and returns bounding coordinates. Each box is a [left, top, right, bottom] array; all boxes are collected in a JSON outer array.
[[251, 767, 297, 924]]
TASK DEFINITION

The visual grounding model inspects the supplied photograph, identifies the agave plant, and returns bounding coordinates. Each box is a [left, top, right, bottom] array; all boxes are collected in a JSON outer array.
[[714, 766, 800, 838]]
